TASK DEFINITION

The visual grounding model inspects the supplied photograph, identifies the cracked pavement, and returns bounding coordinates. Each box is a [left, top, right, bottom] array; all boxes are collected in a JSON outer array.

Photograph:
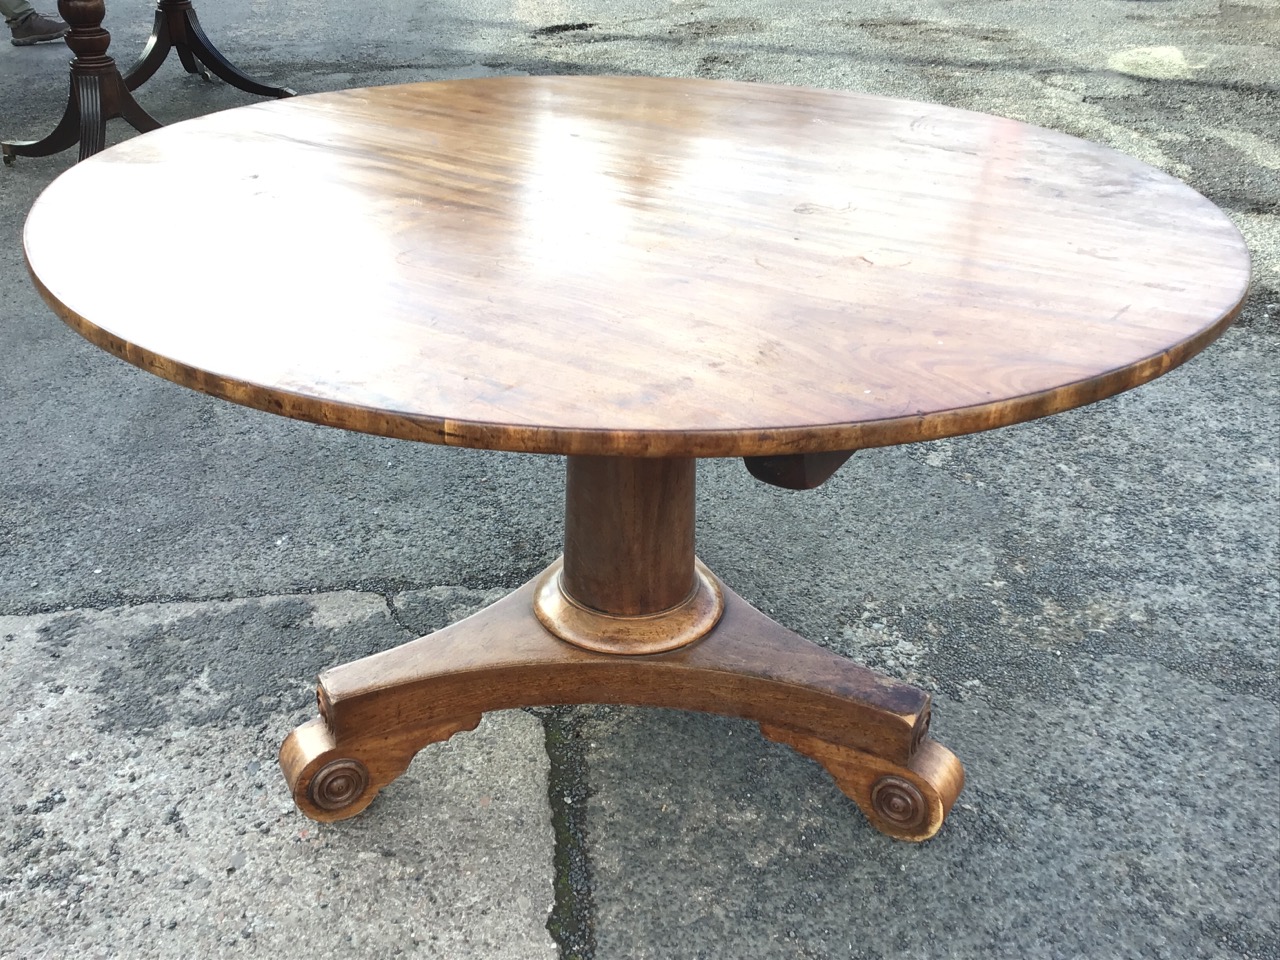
[[1, 1, 1277, 958]]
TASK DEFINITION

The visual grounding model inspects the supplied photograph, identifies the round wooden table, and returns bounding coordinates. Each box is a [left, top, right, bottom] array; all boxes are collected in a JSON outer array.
[[24, 76, 1251, 841]]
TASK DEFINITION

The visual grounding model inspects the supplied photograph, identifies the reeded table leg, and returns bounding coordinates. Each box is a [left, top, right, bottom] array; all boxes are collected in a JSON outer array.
[[279, 457, 964, 841], [2, 0, 160, 165]]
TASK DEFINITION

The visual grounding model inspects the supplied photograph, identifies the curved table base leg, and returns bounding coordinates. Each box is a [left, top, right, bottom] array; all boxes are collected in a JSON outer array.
[[279, 563, 964, 840], [122, 1, 296, 98], [281, 714, 483, 821], [2, 76, 82, 165], [2, 70, 160, 165], [761, 726, 963, 841]]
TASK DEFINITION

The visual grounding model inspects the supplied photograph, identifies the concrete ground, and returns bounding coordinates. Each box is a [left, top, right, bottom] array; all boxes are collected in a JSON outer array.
[[1, 1, 1276, 957]]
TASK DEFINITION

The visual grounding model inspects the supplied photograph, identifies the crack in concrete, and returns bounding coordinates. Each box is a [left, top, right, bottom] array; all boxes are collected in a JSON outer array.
[[0, 570, 547, 620], [540, 706, 596, 960], [379, 592, 418, 637]]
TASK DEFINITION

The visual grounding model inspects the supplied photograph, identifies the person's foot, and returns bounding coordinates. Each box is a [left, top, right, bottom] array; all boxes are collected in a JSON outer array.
[[9, 12, 69, 46]]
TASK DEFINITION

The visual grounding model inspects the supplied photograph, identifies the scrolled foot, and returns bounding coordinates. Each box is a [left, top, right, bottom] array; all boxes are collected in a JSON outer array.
[[869, 774, 929, 833], [279, 713, 481, 822], [762, 724, 964, 842], [309, 758, 370, 812]]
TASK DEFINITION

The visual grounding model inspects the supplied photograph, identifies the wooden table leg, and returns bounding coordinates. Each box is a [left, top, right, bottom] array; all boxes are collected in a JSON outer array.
[[279, 456, 965, 841], [122, 0, 295, 98], [2, 0, 160, 165]]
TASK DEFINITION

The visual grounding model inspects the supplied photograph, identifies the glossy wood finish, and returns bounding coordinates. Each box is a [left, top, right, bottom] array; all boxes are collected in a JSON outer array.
[[24, 77, 1250, 456], [281, 572, 961, 841]]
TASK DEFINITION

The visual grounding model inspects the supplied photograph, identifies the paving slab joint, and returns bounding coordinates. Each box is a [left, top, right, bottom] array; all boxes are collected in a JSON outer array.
[[540, 705, 597, 960]]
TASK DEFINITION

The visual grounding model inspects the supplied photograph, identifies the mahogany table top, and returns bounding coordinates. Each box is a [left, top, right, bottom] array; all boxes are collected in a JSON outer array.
[[24, 76, 1251, 457]]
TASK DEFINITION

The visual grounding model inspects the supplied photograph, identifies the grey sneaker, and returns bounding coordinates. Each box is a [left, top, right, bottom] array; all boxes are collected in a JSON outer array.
[[10, 12, 69, 46]]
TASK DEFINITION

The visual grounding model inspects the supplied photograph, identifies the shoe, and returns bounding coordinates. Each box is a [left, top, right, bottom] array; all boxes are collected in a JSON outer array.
[[10, 12, 69, 46]]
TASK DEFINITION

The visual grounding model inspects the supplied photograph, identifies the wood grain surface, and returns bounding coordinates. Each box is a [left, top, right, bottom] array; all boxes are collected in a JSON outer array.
[[24, 76, 1251, 457]]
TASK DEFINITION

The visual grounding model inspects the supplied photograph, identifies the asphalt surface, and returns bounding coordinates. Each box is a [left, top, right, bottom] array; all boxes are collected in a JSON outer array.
[[1, 1, 1277, 958]]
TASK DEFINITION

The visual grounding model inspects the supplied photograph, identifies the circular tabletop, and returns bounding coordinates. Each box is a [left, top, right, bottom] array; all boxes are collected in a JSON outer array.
[[25, 77, 1250, 458]]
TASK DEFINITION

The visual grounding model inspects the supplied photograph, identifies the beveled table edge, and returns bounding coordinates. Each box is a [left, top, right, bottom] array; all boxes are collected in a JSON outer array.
[[29, 258, 1248, 457]]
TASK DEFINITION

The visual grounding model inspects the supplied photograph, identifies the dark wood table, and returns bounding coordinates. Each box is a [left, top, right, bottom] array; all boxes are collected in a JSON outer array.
[[2, 0, 292, 165], [22, 77, 1251, 841]]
